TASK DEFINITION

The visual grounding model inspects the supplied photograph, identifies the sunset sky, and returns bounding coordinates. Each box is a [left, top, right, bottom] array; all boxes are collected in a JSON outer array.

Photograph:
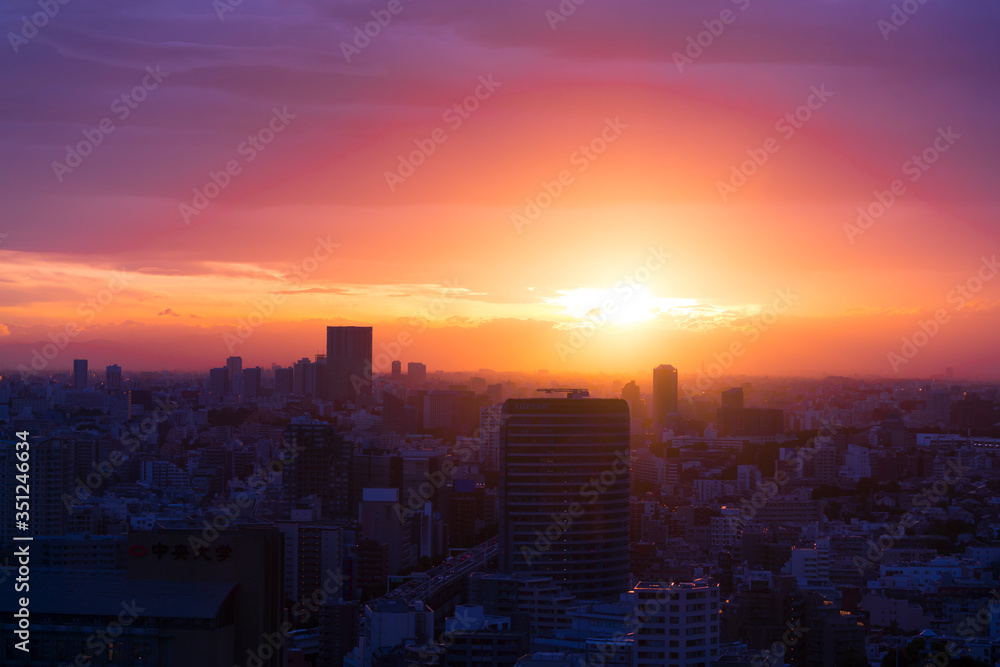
[[1, 0, 999, 378]]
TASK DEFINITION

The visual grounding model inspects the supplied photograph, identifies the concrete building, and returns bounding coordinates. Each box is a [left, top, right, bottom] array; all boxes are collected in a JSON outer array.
[[629, 579, 720, 667]]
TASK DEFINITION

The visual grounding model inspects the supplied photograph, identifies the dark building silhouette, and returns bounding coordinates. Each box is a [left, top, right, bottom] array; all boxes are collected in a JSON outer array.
[[327, 326, 373, 402], [209, 367, 228, 396], [244, 366, 262, 400], [72, 358, 88, 391], [105, 363, 122, 391], [319, 600, 361, 667], [275, 366, 294, 395], [652, 364, 678, 427], [722, 387, 745, 409], [499, 396, 630, 601], [407, 362, 427, 383]]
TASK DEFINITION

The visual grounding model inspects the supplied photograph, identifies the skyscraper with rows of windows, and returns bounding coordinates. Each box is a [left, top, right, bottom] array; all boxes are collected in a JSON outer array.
[[326, 326, 372, 402], [499, 394, 630, 602]]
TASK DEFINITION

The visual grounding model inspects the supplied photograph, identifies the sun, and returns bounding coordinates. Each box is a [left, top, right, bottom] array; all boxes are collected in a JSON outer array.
[[550, 286, 695, 329]]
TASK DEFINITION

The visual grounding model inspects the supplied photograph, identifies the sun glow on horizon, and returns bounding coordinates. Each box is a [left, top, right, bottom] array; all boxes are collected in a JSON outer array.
[[548, 286, 699, 329]]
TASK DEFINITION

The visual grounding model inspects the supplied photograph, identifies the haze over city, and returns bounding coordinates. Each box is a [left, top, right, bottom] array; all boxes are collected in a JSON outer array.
[[4, 1, 1000, 667]]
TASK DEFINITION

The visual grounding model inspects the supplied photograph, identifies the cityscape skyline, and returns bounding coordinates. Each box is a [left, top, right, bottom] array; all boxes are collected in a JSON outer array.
[[3, 0, 1000, 664]]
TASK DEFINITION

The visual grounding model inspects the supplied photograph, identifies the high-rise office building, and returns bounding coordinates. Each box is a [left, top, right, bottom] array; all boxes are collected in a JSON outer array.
[[314, 354, 330, 401], [499, 396, 630, 601], [479, 404, 503, 471], [244, 366, 262, 400], [407, 362, 427, 383], [105, 364, 122, 391], [227, 356, 243, 396], [209, 367, 228, 396], [293, 357, 312, 396], [721, 387, 744, 409], [621, 380, 644, 438], [930, 390, 951, 425], [391, 360, 402, 379], [274, 366, 294, 395], [226, 356, 242, 382], [652, 364, 678, 425], [326, 326, 372, 402], [72, 359, 88, 391]]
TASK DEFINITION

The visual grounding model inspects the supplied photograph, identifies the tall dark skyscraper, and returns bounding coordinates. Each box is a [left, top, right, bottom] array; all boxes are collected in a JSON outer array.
[[274, 366, 294, 395], [407, 362, 427, 383], [391, 359, 402, 379], [227, 356, 243, 396], [721, 386, 744, 409], [105, 364, 122, 391], [326, 326, 373, 402], [244, 366, 262, 400], [209, 367, 228, 396], [652, 364, 678, 425], [72, 359, 88, 391], [226, 356, 242, 382], [499, 396, 630, 601]]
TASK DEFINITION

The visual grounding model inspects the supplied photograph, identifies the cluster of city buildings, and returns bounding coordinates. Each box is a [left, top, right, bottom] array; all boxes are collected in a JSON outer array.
[[1, 329, 999, 666]]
